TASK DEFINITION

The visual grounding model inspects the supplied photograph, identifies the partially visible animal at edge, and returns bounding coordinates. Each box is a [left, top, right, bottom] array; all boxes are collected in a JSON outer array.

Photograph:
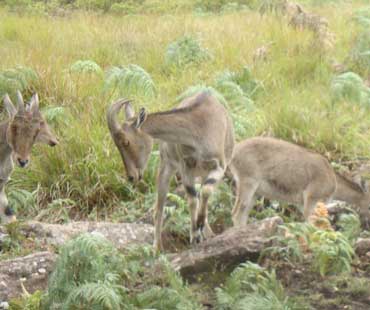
[[228, 137, 370, 228], [0, 91, 58, 223], [107, 91, 235, 251]]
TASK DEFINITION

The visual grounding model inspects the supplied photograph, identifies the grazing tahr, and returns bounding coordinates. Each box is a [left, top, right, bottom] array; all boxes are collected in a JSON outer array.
[[107, 92, 235, 251], [229, 137, 370, 228], [0, 91, 58, 223]]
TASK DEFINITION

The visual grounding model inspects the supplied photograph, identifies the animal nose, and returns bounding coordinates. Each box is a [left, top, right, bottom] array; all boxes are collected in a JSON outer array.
[[128, 176, 135, 183], [49, 140, 58, 147], [18, 158, 29, 167]]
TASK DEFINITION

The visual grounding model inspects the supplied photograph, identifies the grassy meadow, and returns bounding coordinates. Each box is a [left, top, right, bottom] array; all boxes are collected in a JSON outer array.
[[0, 1, 370, 223], [4, 1, 370, 309]]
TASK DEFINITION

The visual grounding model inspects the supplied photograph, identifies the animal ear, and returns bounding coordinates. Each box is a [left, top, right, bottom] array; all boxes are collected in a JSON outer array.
[[361, 179, 369, 193], [124, 102, 135, 119], [29, 93, 40, 115], [353, 174, 369, 192], [135, 108, 147, 129], [3, 94, 17, 118]]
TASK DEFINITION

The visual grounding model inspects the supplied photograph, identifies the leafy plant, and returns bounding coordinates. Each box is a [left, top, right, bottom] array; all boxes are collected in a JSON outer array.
[[165, 35, 212, 68], [7, 188, 38, 216], [41, 106, 66, 124], [44, 234, 203, 309], [261, 222, 315, 264], [337, 213, 361, 244], [349, 32, 370, 74], [104, 64, 156, 98], [44, 233, 126, 308], [0, 66, 38, 98], [9, 290, 43, 310], [353, 6, 370, 28], [134, 257, 203, 310], [310, 229, 354, 276], [330, 72, 370, 107], [62, 275, 127, 310], [163, 193, 190, 238], [69, 60, 103, 76], [215, 262, 293, 310]]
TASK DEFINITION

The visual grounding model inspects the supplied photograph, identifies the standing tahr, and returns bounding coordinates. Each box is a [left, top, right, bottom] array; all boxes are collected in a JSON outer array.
[[0, 91, 58, 223]]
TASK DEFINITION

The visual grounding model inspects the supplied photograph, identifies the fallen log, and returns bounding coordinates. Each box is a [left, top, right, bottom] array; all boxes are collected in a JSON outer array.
[[20, 221, 154, 250], [169, 216, 283, 279]]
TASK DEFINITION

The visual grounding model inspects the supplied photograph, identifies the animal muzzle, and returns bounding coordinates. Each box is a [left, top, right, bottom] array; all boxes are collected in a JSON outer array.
[[48, 138, 58, 147], [15, 155, 30, 168]]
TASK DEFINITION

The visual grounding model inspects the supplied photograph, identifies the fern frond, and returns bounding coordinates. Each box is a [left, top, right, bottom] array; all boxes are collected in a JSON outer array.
[[216, 262, 291, 310], [0, 66, 38, 98], [337, 213, 361, 243], [104, 64, 156, 98], [45, 233, 126, 308], [63, 281, 126, 310]]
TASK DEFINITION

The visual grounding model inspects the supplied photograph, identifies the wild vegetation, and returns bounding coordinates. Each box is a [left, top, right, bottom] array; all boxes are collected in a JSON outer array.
[[2, 0, 370, 309]]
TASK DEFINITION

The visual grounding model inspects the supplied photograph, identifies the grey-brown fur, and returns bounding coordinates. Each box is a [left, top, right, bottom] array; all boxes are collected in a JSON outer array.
[[229, 137, 370, 227], [107, 91, 235, 251], [0, 91, 58, 223]]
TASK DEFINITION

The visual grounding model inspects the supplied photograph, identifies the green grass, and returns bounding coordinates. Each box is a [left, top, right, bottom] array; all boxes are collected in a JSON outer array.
[[0, 2, 369, 221]]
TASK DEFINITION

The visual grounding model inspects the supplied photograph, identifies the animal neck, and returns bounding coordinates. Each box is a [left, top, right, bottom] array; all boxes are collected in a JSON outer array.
[[333, 172, 368, 206], [140, 109, 201, 147]]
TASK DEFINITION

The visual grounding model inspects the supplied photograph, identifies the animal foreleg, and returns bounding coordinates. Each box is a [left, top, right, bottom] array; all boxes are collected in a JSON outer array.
[[153, 162, 174, 252]]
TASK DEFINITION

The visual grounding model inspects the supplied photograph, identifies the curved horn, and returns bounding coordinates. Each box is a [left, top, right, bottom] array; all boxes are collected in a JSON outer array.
[[107, 99, 130, 133], [16, 90, 25, 113]]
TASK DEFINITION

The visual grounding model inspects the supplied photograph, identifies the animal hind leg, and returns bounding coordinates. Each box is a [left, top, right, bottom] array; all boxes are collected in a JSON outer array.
[[181, 172, 200, 245], [196, 165, 225, 241], [232, 178, 258, 227], [302, 190, 320, 221]]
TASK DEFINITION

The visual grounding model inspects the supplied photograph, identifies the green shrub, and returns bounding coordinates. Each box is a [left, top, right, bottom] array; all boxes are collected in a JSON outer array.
[[44, 233, 126, 308], [215, 262, 294, 310], [9, 290, 43, 310], [353, 6, 370, 28], [69, 60, 103, 76], [43, 235, 203, 309], [349, 32, 370, 75], [165, 35, 212, 68], [310, 229, 354, 276], [330, 72, 370, 107], [0, 66, 38, 98], [337, 213, 361, 244]]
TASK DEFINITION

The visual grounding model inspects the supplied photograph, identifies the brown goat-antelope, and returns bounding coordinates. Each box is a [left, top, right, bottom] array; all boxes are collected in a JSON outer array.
[[0, 91, 58, 223], [107, 92, 235, 251], [229, 137, 370, 228]]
